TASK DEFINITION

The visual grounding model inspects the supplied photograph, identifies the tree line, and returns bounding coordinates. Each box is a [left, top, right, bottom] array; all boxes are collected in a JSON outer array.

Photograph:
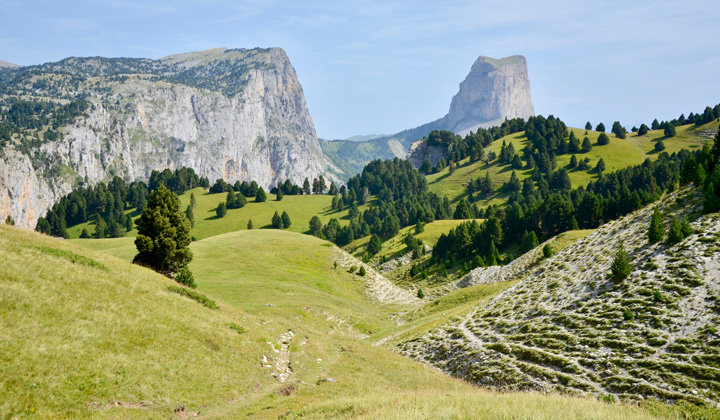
[[36, 167, 208, 238]]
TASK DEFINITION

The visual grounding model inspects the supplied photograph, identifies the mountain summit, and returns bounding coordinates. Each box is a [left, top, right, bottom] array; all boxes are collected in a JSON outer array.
[[322, 54, 535, 175], [0, 47, 340, 229], [443, 55, 534, 135]]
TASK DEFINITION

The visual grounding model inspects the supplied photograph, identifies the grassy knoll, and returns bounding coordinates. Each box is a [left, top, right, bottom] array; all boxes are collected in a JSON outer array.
[[67, 187, 367, 240], [428, 121, 719, 205]]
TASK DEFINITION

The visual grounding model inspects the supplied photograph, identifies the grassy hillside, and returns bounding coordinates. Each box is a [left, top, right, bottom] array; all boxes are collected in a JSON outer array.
[[67, 187, 367, 240], [3, 224, 682, 419], [400, 188, 720, 414], [428, 121, 719, 205]]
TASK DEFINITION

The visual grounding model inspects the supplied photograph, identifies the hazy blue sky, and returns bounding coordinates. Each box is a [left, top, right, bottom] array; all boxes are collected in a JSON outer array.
[[1, 0, 718, 139]]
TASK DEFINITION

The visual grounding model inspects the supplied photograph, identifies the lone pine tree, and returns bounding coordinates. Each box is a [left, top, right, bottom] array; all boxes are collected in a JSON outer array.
[[133, 185, 193, 277]]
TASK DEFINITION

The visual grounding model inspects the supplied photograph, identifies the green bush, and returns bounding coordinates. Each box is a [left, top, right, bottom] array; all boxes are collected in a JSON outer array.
[[167, 286, 218, 309], [228, 323, 246, 334], [358, 266, 366, 276], [174, 268, 197, 288]]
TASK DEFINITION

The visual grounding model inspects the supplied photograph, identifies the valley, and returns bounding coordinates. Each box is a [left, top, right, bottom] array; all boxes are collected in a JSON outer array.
[[2, 41, 720, 420]]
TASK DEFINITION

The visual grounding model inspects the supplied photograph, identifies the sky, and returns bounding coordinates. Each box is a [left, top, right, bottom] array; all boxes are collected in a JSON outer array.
[[1, 0, 719, 139]]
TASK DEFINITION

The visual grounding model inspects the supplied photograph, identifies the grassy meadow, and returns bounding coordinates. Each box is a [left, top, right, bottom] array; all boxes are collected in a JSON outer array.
[[6, 223, 702, 419], [68, 187, 368, 240], [427, 121, 719, 205]]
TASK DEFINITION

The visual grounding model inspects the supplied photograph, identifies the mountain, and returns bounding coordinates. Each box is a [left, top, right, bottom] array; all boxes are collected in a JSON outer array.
[[0, 47, 341, 229], [321, 55, 535, 177], [400, 189, 720, 405], [0, 59, 20, 69]]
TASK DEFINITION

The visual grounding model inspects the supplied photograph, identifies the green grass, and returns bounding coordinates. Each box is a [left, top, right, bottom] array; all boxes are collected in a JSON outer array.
[[67, 187, 368, 240], [13, 223, 704, 418], [428, 121, 719, 205], [345, 219, 479, 260]]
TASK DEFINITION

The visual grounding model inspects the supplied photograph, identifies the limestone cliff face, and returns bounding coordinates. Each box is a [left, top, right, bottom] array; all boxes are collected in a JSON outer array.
[[0, 47, 341, 229], [444, 55, 534, 135], [374, 55, 534, 169]]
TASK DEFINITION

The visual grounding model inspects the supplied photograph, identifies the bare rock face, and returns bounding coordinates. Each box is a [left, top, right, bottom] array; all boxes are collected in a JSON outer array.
[[406, 139, 447, 168], [0, 48, 341, 229], [371, 55, 535, 170], [445, 55, 534, 135]]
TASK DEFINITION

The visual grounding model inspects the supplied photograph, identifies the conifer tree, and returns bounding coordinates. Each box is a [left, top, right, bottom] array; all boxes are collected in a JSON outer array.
[[216, 202, 227, 218], [281, 211, 292, 229], [585, 122, 592, 130], [272, 211, 283, 229], [667, 216, 684, 243], [276, 187, 283, 201], [581, 137, 592, 153], [190, 192, 197, 208], [247, 219, 253, 229], [185, 205, 195, 227], [367, 234, 382, 255], [309, 215, 323, 236], [647, 208, 664, 244], [610, 246, 632, 282], [80, 228, 90, 238], [133, 185, 193, 277], [303, 178, 311, 195], [255, 187, 267, 202]]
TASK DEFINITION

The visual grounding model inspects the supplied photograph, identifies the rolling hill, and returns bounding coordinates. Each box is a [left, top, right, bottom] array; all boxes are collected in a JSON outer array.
[[1, 223, 684, 419]]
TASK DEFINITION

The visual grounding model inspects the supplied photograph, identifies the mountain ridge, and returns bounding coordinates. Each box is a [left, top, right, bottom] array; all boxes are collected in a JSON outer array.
[[0, 47, 341, 229]]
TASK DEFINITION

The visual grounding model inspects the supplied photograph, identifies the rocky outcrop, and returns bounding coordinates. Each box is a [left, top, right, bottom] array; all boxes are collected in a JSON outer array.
[[0, 47, 341, 229], [328, 55, 535, 174], [406, 139, 447, 168], [444, 55, 534, 135]]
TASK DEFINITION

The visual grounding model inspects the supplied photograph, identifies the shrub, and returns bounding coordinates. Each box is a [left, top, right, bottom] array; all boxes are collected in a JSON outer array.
[[358, 266, 366, 276], [174, 267, 197, 288], [542, 244, 554, 258], [167, 286, 218, 309], [228, 323, 246, 334], [417, 288, 425, 299]]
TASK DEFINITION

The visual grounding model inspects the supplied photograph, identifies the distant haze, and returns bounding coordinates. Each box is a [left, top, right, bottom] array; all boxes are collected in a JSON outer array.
[[1, 0, 718, 138]]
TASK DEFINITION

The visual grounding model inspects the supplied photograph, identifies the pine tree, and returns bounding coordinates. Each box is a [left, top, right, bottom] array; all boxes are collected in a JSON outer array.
[[281, 211, 292, 229], [367, 234, 382, 255], [523, 231, 539, 251], [667, 216, 684, 243], [581, 137, 592, 153], [358, 266, 366, 276], [596, 158, 606, 173], [126, 214, 134, 232], [80, 228, 90, 238], [216, 202, 227, 218], [417, 288, 424, 299], [271, 211, 283, 229], [569, 154, 578, 168], [133, 185, 193, 277], [585, 122, 592, 131], [276, 187, 283, 201], [190, 192, 197, 208], [597, 133, 610, 145], [255, 187, 267, 202], [647, 208, 664, 244], [94, 215, 107, 238], [302, 178, 311, 195], [185, 204, 195, 227], [5, 215, 14, 225], [596, 122, 605, 132], [610, 246, 632, 282], [247, 219, 254, 229], [309, 215, 323, 235]]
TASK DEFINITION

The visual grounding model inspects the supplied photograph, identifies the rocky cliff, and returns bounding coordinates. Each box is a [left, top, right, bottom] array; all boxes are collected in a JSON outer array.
[[328, 55, 535, 175], [444, 55, 534, 136], [0, 47, 341, 229]]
